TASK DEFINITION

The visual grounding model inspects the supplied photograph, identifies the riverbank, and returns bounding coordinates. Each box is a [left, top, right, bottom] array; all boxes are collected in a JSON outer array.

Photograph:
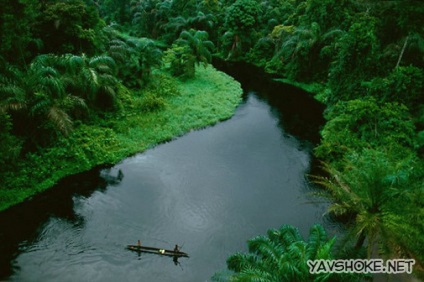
[[272, 78, 329, 103], [0, 65, 242, 212]]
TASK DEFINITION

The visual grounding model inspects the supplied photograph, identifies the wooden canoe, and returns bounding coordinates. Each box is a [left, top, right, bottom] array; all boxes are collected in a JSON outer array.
[[127, 245, 189, 257]]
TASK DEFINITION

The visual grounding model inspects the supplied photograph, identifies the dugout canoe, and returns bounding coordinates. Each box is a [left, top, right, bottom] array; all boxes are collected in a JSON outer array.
[[127, 245, 189, 257]]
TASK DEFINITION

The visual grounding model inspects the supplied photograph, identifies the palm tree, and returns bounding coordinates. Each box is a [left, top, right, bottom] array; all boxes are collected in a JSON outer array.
[[1, 55, 88, 138], [176, 29, 214, 75], [58, 53, 118, 109], [165, 16, 190, 40], [278, 22, 344, 80], [126, 37, 163, 80], [131, 0, 172, 38], [28, 55, 89, 136], [104, 26, 162, 88], [107, 39, 131, 66], [214, 224, 361, 281], [312, 149, 423, 264], [0, 64, 27, 113], [190, 11, 215, 34]]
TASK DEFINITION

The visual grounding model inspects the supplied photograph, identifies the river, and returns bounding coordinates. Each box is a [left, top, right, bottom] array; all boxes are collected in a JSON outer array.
[[0, 63, 330, 282]]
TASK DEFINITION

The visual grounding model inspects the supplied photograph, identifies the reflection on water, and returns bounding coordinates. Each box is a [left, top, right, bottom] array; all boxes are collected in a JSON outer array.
[[0, 75, 330, 281]]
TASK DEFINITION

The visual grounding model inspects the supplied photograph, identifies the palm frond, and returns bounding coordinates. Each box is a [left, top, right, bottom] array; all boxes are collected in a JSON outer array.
[[0, 88, 27, 112], [278, 224, 303, 248], [64, 54, 84, 75], [48, 106, 72, 136], [38, 74, 65, 99], [64, 95, 88, 112], [89, 55, 116, 73], [315, 237, 336, 260], [31, 54, 60, 68], [227, 253, 257, 272], [230, 267, 274, 282], [30, 98, 51, 115], [248, 236, 283, 266], [306, 224, 328, 259]]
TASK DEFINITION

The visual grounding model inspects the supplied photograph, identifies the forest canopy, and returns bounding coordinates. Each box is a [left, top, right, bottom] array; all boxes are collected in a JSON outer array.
[[1, 0, 423, 280]]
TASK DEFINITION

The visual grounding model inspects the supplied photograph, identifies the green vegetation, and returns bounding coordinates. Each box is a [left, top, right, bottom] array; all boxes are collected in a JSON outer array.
[[0, 65, 241, 211], [213, 224, 363, 281], [1, 0, 423, 280]]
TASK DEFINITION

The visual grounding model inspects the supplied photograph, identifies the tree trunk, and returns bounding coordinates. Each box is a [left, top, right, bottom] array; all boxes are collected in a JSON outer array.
[[395, 35, 409, 69]]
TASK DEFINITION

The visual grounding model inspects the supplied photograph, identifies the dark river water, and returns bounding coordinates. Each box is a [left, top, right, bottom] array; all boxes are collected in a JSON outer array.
[[0, 64, 331, 282]]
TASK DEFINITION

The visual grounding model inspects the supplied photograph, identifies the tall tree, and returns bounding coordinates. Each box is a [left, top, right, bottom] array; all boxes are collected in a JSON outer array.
[[177, 29, 214, 67], [328, 14, 380, 102], [223, 0, 261, 59], [131, 0, 172, 38], [279, 22, 344, 81], [312, 149, 423, 265], [166, 29, 214, 78], [34, 0, 103, 55], [0, 0, 41, 65], [0, 55, 87, 143], [58, 53, 118, 109], [125, 37, 163, 83]]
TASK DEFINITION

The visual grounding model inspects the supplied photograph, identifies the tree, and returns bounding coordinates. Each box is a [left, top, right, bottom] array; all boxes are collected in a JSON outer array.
[[190, 11, 215, 33], [34, 0, 104, 54], [258, 0, 295, 33], [95, 0, 131, 25], [166, 29, 214, 78], [312, 149, 423, 267], [164, 44, 196, 78], [213, 224, 362, 281], [105, 35, 162, 88], [361, 66, 424, 113], [165, 12, 216, 43], [296, 0, 355, 31], [0, 55, 87, 144], [165, 16, 191, 41], [58, 53, 118, 109], [223, 0, 261, 59], [278, 22, 344, 81], [177, 29, 214, 67], [0, 0, 41, 66], [131, 0, 172, 38], [126, 38, 163, 81], [328, 14, 380, 103], [315, 98, 416, 163]]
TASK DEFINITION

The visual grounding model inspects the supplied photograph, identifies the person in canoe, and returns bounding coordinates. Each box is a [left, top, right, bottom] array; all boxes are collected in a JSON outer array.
[[174, 244, 180, 253], [173, 245, 181, 266], [137, 240, 141, 247]]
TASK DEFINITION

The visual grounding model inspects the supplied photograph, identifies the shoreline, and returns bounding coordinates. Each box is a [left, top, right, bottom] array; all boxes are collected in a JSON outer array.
[[0, 65, 243, 212]]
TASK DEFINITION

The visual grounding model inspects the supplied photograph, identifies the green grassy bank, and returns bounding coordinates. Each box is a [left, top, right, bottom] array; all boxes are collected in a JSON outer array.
[[0, 65, 242, 212]]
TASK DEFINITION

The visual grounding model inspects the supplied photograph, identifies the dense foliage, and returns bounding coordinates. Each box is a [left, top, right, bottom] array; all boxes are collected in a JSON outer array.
[[213, 224, 363, 281], [1, 0, 423, 280]]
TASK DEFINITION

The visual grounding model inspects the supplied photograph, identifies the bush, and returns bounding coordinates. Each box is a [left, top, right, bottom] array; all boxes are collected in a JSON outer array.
[[163, 44, 195, 78], [146, 74, 180, 97], [141, 93, 166, 112]]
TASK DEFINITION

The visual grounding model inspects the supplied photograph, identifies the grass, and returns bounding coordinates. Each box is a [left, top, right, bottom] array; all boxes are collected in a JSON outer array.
[[0, 65, 242, 211]]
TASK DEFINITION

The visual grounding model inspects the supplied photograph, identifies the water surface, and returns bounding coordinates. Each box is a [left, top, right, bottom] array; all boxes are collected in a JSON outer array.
[[0, 73, 329, 281]]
